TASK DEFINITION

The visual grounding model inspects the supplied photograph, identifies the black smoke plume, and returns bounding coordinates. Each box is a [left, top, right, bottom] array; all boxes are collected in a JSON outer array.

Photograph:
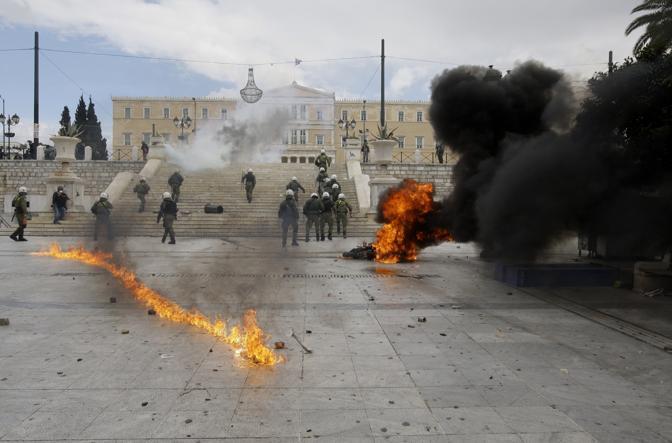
[[424, 57, 672, 260]]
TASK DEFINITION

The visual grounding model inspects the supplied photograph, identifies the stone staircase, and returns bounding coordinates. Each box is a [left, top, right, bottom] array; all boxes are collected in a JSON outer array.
[[2, 163, 381, 238]]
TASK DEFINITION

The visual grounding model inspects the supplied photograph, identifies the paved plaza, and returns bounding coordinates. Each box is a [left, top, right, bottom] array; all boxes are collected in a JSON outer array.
[[1, 237, 671, 442]]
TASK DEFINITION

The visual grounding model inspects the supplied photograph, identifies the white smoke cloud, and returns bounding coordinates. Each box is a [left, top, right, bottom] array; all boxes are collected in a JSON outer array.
[[164, 102, 290, 171]]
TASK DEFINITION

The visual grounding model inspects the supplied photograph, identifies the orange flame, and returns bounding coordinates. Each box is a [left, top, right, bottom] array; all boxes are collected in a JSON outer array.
[[32, 244, 283, 367], [373, 179, 452, 263]]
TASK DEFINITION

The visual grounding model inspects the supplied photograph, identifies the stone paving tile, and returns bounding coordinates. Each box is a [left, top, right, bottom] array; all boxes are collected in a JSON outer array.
[[495, 406, 583, 434], [299, 388, 365, 410], [227, 408, 301, 438], [432, 406, 514, 435], [2, 409, 101, 440], [367, 407, 444, 437], [360, 387, 426, 409], [300, 409, 372, 437]]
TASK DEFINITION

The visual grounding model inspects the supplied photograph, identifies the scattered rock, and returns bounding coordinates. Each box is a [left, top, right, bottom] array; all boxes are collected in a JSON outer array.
[[185, 418, 192, 424], [381, 427, 388, 433], [439, 333, 447, 337], [121, 330, 129, 335], [402, 421, 410, 427], [0, 318, 9, 326], [109, 297, 117, 303], [76, 358, 83, 362], [451, 305, 462, 310], [407, 325, 415, 328], [417, 317, 427, 323], [209, 348, 213, 353], [274, 341, 285, 349], [305, 330, 312, 334], [141, 402, 148, 407], [147, 309, 156, 316]]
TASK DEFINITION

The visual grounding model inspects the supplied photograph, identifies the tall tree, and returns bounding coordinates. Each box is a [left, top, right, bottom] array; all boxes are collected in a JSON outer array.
[[58, 106, 71, 135], [626, 0, 672, 55], [86, 97, 108, 160], [74, 95, 87, 159]]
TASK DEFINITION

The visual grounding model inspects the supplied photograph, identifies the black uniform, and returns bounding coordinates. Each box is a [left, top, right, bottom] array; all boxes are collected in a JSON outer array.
[[303, 196, 324, 242], [241, 172, 256, 203], [435, 143, 445, 164], [361, 141, 370, 163], [168, 172, 184, 203], [157, 197, 178, 244], [278, 196, 300, 247], [286, 180, 306, 202], [319, 196, 335, 241], [91, 198, 113, 241], [52, 190, 69, 223]]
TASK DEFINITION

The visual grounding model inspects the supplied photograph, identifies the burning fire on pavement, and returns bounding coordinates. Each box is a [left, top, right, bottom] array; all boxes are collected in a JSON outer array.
[[345, 179, 453, 264], [32, 244, 284, 367]]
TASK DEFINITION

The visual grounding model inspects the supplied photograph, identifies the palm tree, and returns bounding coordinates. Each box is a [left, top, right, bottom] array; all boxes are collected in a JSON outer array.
[[625, 0, 672, 54]]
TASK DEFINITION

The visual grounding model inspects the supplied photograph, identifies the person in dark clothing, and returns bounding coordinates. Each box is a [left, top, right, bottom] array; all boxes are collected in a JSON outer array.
[[141, 141, 150, 161], [286, 176, 305, 203], [303, 192, 324, 242], [314, 149, 331, 171], [168, 170, 184, 203], [361, 140, 370, 163], [278, 189, 300, 247], [241, 168, 256, 203], [51, 186, 69, 224], [335, 193, 353, 238], [319, 191, 335, 241], [10, 187, 29, 241], [91, 192, 113, 241], [157, 191, 178, 244], [435, 142, 445, 164], [316, 168, 328, 190], [133, 177, 151, 212]]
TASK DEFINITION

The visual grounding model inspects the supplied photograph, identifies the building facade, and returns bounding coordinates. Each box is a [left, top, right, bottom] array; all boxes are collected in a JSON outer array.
[[112, 82, 446, 163]]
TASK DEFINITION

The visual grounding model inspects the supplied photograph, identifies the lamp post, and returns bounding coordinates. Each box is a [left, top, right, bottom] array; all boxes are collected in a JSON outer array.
[[337, 114, 356, 147], [0, 95, 5, 152], [0, 112, 20, 158], [173, 115, 192, 142], [358, 99, 369, 142]]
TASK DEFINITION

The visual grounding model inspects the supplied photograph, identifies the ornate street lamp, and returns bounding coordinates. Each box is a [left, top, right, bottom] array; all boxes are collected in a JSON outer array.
[[337, 114, 356, 146], [0, 113, 20, 158], [240, 67, 263, 104], [173, 115, 192, 141]]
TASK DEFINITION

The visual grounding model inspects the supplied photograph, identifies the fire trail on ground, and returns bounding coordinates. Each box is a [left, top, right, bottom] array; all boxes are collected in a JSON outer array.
[[32, 244, 284, 367]]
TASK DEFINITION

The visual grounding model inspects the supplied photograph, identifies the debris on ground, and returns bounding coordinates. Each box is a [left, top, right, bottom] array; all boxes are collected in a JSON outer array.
[[109, 297, 117, 303], [417, 317, 427, 323], [0, 318, 9, 326], [644, 288, 665, 297], [274, 341, 285, 349], [289, 328, 313, 354], [147, 309, 156, 315], [141, 402, 148, 407], [121, 330, 129, 334], [451, 305, 462, 309], [343, 242, 376, 260]]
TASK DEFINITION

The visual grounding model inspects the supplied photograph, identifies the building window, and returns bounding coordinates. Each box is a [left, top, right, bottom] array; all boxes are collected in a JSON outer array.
[[415, 136, 424, 149], [142, 133, 151, 144], [163, 107, 170, 119], [221, 108, 227, 120], [417, 111, 423, 122], [182, 108, 189, 118], [124, 107, 131, 119], [316, 135, 324, 145], [300, 105, 307, 120], [143, 107, 150, 119], [299, 129, 306, 145], [398, 136, 405, 148], [316, 110, 323, 121], [291, 130, 298, 145], [281, 156, 288, 163], [201, 108, 208, 119], [361, 110, 367, 121], [162, 133, 170, 142], [299, 156, 306, 164], [291, 105, 298, 120], [398, 111, 405, 122], [341, 110, 347, 121], [123, 133, 131, 146]]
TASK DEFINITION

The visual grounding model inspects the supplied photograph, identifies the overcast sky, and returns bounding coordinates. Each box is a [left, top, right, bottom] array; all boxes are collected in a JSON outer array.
[[0, 0, 643, 145]]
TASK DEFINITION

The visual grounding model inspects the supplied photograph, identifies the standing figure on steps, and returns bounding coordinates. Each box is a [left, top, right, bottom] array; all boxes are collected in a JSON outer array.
[[51, 186, 69, 224], [314, 149, 331, 172], [319, 191, 335, 241], [286, 176, 305, 204], [330, 183, 341, 202], [168, 170, 184, 203], [303, 192, 324, 242], [9, 186, 29, 241], [335, 193, 353, 238], [91, 192, 113, 241], [241, 168, 256, 203], [316, 167, 328, 191], [157, 191, 178, 244], [133, 177, 150, 212], [278, 189, 300, 247]]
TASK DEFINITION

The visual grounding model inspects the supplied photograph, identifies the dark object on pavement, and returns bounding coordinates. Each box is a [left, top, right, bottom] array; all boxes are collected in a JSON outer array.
[[289, 328, 312, 354], [0, 318, 9, 326], [109, 297, 117, 303], [121, 330, 129, 334], [418, 317, 427, 323], [204, 204, 224, 214], [148, 309, 156, 315], [274, 341, 285, 349], [343, 242, 376, 260]]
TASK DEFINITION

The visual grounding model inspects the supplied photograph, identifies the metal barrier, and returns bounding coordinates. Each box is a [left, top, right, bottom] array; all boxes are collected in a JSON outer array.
[[390, 150, 459, 164]]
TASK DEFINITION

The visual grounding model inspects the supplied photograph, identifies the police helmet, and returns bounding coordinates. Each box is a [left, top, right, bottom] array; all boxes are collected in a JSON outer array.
[[162, 192, 172, 199], [319, 167, 325, 172], [285, 189, 294, 196], [18, 186, 27, 194], [322, 192, 330, 198], [320, 149, 326, 154], [100, 192, 109, 199], [310, 193, 318, 198], [291, 176, 297, 181], [331, 174, 337, 180], [338, 193, 345, 199], [332, 183, 339, 189]]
